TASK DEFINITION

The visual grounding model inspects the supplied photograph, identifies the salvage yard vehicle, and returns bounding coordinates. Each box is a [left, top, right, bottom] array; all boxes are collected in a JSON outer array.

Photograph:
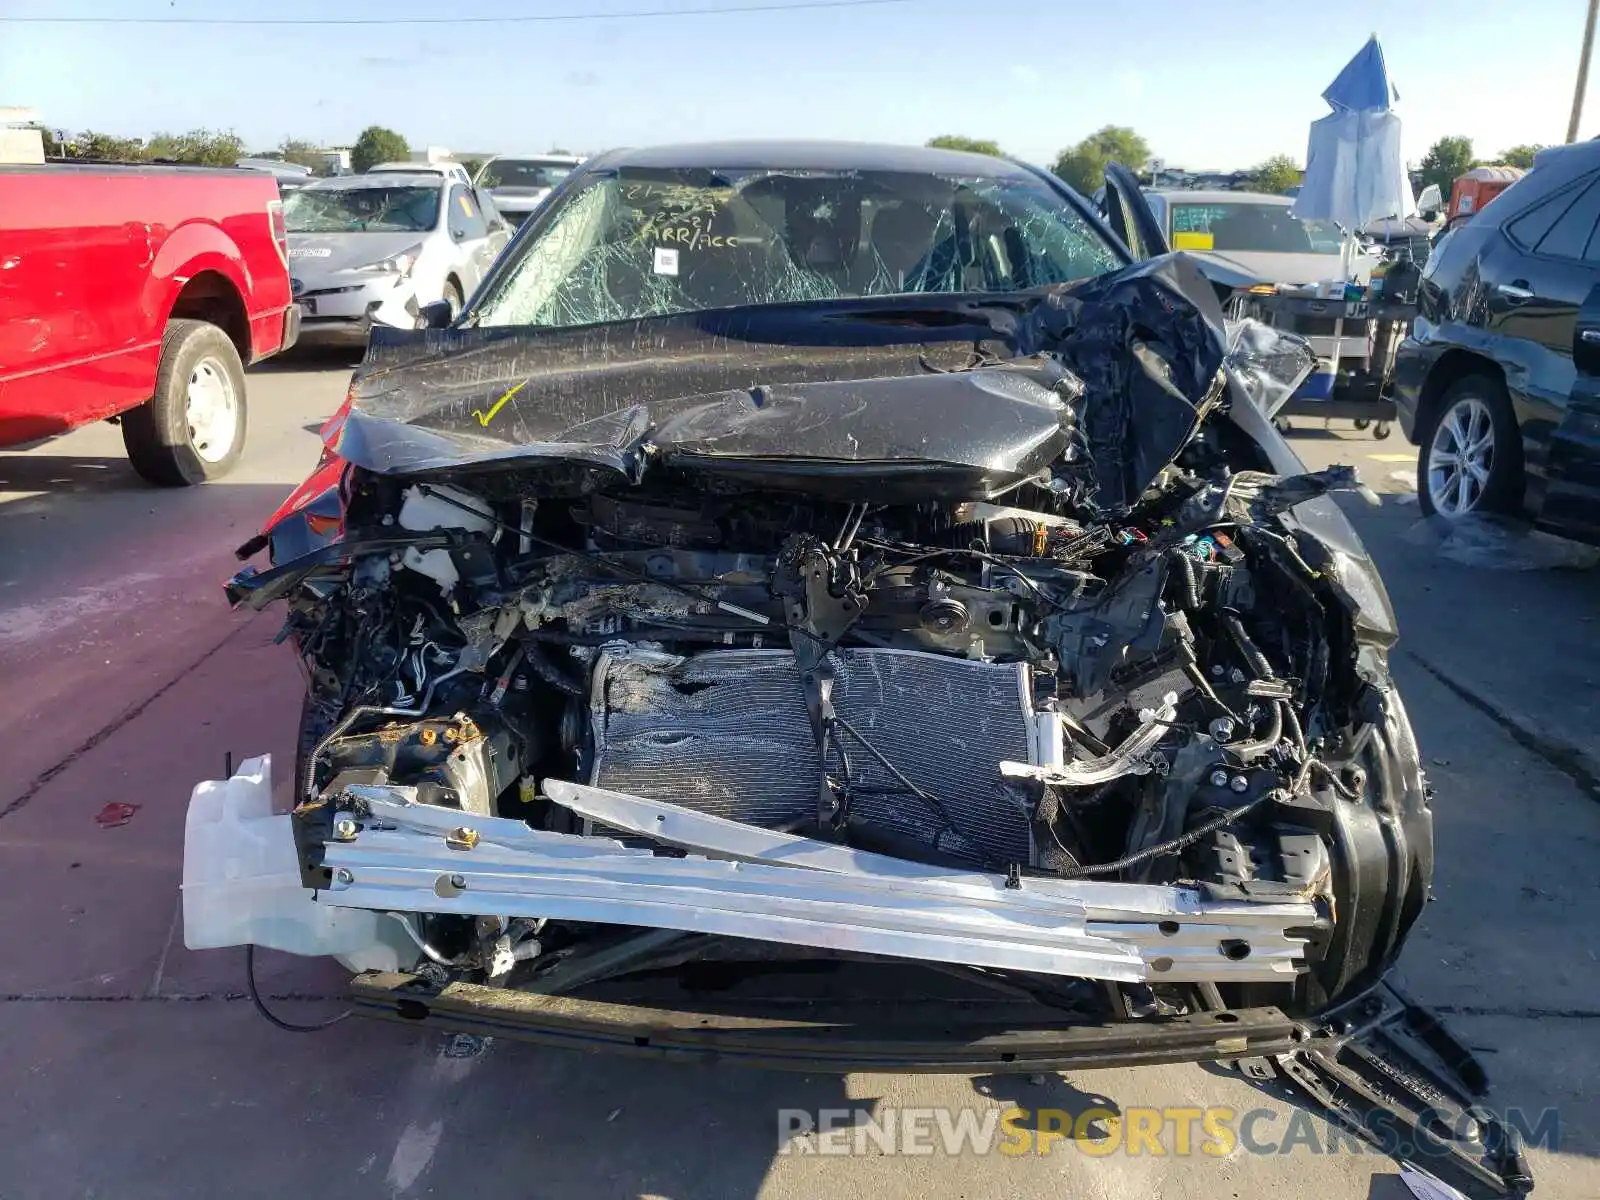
[[0, 162, 298, 483], [473, 153, 584, 227], [1395, 139, 1600, 545], [1141, 189, 1363, 286], [190, 143, 1531, 1198], [365, 159, 473, 186], [284, 173, 510, 345], [236, 157, 315, 194], [1140, 189, 1405, 436]]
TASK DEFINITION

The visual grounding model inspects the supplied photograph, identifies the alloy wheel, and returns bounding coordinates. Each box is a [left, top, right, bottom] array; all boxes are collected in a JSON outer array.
[[1427, 396, 1495, 516]]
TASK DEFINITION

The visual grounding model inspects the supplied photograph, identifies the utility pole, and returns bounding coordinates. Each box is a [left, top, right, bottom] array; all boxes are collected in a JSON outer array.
[[1569, 0, 1600, 142]]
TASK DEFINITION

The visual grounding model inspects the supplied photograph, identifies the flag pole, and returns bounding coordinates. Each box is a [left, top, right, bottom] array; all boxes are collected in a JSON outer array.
[[1568, 0, 1599, 143]]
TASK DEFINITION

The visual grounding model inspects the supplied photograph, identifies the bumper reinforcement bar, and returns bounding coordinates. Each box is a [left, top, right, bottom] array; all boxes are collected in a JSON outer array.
[[325, 786, 1322, 984], [349, 970, 1302, 1072]]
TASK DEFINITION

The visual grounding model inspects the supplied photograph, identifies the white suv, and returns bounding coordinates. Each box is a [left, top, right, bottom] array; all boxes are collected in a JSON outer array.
[[366, 160, 472, 186]]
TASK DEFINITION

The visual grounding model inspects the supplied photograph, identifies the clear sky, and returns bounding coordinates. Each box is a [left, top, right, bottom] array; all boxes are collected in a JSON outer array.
[[1, 0, 1594, 170]]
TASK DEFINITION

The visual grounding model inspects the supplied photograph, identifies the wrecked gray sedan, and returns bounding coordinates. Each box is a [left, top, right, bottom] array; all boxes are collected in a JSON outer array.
[[186, 143, 1531, 1198]]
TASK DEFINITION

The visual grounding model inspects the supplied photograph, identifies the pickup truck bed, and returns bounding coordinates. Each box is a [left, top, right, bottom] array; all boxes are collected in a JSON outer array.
[[0, 163, 298, 483]]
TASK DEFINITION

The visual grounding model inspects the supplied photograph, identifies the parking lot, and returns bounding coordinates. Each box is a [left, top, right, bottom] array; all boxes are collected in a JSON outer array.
[[2, 352, 1598, 1200]]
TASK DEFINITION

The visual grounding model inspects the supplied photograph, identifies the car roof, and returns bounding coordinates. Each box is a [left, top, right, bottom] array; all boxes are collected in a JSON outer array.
[[487, 153, 584, 165], [237, 157, 312, 176], [583, 139, 1038, 178], [1146, 189, 1292, 205], [306, 173, 442, 190], [369, 162, 460, 174], [1530, 140, 1600, 171]]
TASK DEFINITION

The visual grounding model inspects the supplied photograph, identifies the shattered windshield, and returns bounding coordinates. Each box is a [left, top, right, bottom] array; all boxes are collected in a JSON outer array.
[[283, 185, 441, 233], [1171, 202, 1343, 254], [480, 159, 575, 189], [472, 167, 1125, 327]]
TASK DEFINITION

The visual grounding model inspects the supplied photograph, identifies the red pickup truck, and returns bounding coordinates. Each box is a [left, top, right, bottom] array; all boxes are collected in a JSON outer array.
[[0, 164, 299, 484]]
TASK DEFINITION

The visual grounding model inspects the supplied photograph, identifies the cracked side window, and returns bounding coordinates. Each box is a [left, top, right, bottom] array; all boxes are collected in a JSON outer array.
[[474, 168, 1125, 329]]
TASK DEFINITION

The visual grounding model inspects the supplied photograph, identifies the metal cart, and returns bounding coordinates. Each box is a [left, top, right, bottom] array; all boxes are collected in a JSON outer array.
[[1241, 254, 1422, 440]]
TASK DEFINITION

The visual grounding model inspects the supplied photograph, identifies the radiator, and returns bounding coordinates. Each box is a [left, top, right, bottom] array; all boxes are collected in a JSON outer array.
[[588, 647, 1036, 867]]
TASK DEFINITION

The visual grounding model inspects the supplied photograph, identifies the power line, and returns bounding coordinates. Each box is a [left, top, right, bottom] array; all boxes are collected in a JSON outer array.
[[2, 0, 921, 26]]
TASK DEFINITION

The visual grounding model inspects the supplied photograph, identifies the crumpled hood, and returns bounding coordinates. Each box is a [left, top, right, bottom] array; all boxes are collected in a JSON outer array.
[[332, 254, 1230, 511], [287, 231, 424, 283]]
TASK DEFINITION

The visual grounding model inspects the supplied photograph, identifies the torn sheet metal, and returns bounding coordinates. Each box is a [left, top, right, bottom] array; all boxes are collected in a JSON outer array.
[[1023, 254, 1230, 510], [332, 255, 1230, 512]]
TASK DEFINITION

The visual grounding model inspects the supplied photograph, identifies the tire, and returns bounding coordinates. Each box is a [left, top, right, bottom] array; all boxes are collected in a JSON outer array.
[[122, 320, 248, 486], [443, 279, 464, 320], [1415, 374, 1524, 519]]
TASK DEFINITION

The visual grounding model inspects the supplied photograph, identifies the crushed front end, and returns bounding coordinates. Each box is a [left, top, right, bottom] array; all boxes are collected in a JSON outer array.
[[186, 256, 1529, 1198]]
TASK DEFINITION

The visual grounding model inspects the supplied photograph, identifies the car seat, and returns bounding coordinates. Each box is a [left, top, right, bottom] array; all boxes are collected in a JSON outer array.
[[865, 202, 939, 292]]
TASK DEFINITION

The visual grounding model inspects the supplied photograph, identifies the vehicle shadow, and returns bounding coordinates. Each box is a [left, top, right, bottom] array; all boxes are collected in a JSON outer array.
[[254, 345, 364, 373], [1366, 1173, 1424, 1199], [0, 452, 142, 494], [971, 1070, 1122, 1137]]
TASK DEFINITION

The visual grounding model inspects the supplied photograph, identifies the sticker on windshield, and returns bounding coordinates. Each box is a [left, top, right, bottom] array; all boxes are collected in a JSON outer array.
[[653, 247, 680, 276]]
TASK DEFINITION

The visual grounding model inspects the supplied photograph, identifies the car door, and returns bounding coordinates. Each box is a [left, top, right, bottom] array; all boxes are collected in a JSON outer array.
[[1478, 172, 1600, 468], [475, 187, 512, 256], [1535, 282, 1600, 544], [1142, 192, 1170, 245], [1102, 163, 1169, 261], [445, 183, 500, 293]]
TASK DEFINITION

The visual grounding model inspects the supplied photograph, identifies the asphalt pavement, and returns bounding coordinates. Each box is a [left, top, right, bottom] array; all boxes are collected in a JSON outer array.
[[2, 364, 1597, 1200]]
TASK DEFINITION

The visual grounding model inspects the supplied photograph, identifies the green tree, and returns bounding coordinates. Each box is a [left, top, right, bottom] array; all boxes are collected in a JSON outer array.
[[1419, 136, 1475, 197], [64, 131, 147, 162], [459, 158, 485, 180], [1247, 154, 1302, 194], [351, 125, 410, 173], [277, 138, 327, 173], [1496, 143, 1543, 170], [925, 135, 1004, 157], [145, 128, 244, 166], [1050, 126, 1151, 196]]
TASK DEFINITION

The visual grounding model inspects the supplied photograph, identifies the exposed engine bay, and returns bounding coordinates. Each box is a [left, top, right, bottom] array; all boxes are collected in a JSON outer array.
[[181, 231, 1528, 1200], [295, 462, 1371, 899], [202, 258, 1430, 1006]]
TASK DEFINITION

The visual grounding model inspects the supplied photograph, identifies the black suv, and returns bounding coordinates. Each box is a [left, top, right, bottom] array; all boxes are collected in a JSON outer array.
[[1394, 140, 1600, 544]]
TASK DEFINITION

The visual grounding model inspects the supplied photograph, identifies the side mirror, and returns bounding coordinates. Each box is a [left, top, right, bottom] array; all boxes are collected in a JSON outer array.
[[416, 299, 455, 330]]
